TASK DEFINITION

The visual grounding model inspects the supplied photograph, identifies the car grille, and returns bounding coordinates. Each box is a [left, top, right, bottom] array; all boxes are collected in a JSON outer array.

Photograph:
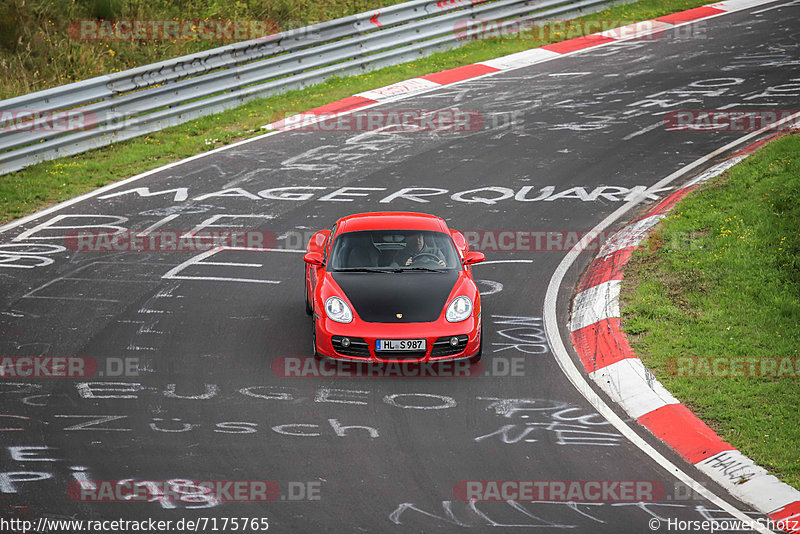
[[331, 336, 370, 358], [430, 335, 469, 358]]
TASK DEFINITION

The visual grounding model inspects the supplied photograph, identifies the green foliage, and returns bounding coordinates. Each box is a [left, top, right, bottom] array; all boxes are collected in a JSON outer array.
[[622, 134, 800, 489], [0, 0, 404, 98]]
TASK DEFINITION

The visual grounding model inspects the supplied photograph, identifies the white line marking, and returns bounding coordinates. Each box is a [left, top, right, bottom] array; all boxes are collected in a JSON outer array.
[[227, 247, 306, 253], [479, 259, 534, 265], [21, 276, 82, 299], [57, 277, 159, 283], [136, 326, 165, 334], [200, 261, 263, 268], [164, 275, 280, 284], [161, 246, 304, 284], [139, 214, 180, 234], [752, 0, 799, 14], [545, 112, 800, 532], [22, 295, 120, 302], [623, 120, 663, 140]]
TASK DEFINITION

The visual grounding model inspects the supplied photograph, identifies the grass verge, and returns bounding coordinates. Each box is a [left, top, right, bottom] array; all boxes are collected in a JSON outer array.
[[1, 0, 714, 224], [0, 0, 407, 99], [621, 133, 800, 490]]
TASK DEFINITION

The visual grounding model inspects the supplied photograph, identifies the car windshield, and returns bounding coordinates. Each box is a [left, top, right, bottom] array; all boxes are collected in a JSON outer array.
[[329, 230, 461, 271]]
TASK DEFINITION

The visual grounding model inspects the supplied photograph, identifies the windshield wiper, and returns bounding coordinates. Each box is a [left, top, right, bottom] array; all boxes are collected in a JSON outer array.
[[398, 267, 447, 273], [335, 267, 399, 273]]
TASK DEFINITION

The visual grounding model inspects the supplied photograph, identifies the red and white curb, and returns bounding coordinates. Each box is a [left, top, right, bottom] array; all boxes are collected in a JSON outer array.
[[262, 0, 777, 131], [569, 133, 800, 531]]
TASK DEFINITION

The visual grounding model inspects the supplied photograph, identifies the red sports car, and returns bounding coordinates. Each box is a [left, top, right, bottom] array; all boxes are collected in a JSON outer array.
[[304, 212, 485, 362]]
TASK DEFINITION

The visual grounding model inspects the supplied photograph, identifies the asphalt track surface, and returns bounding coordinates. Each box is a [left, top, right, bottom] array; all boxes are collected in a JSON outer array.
[[1, 2, 799, 532]]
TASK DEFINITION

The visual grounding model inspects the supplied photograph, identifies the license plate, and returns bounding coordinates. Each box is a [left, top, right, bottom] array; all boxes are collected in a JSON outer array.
[[376, 339, 426, 352]]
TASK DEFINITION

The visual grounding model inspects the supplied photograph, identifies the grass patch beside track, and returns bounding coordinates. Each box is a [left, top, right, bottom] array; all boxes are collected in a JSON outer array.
[[621, 133, 800, 490], [1, 0, 714, 224], [0, 0, 410, 100]]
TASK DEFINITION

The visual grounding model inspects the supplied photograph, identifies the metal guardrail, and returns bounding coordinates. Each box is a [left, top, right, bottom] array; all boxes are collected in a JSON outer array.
[[0, 0, 622, 175]]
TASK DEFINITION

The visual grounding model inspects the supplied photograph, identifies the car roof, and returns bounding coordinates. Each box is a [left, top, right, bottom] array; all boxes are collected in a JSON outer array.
[[336, 212, 449, 233]]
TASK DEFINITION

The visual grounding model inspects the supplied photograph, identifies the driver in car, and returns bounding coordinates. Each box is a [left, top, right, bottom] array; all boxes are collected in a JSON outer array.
[[397, 232, 446, 267]]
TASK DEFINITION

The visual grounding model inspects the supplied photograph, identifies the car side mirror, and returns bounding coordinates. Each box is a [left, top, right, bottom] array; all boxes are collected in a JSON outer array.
[[449, 229, 468, 253], [464, 251, 485, 265], [304, 252, 324, 265]]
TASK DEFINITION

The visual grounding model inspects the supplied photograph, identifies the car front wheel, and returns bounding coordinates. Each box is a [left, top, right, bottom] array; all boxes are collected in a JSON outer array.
[[311, 319, 321, 358]]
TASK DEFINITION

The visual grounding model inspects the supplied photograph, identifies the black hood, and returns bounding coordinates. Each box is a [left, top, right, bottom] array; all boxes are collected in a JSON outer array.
[[330, 271, 459, 323]]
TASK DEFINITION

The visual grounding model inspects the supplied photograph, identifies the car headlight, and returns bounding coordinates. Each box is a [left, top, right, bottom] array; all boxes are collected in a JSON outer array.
[[325, 296, 353, 323], [446, 296, 473, 322]]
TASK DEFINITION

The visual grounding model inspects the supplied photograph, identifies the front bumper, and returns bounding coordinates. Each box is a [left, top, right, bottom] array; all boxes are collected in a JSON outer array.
[[314, 315, 481, 362]]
